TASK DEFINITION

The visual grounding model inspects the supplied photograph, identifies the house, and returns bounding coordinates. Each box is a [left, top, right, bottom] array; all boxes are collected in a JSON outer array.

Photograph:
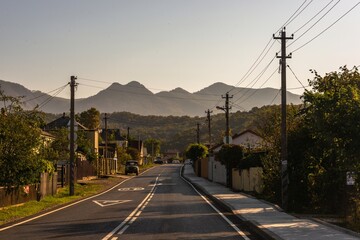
[[208, 129, 266, 192], [44, 113, 99, 179], [128, 139, 145, 165], [231, 130, 265, 150]]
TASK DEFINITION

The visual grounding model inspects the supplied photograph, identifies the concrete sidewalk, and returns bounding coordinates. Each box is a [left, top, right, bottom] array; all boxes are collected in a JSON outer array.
[[182, 164, 360, 240]]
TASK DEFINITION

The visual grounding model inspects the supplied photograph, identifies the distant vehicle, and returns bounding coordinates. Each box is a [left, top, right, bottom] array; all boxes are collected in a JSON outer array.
[[172, 160, 180, 164], [154, 159, 163, 164], [125, 160, 139, 175]]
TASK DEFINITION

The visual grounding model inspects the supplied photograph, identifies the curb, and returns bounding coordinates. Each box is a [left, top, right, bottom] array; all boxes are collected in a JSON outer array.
[[181, 166, 282, 240], [310, 218, 360, 239]]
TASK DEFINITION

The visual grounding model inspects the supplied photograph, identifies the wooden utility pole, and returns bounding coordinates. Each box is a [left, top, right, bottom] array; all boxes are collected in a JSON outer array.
[[217, 92, 233, 188], [205, 109, 213, 148], [196, 123, 200, 144], [69, 76, 77, 196], [104, 113, 108, 175], [223, 92, 233, 145], [274, 27, 293, 211]]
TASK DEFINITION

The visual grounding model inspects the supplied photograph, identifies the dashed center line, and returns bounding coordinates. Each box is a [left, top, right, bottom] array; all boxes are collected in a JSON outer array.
[[102, 175, 160, 240]]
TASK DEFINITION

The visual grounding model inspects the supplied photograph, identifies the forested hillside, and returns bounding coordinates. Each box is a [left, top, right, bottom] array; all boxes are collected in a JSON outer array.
[[45, 105, 284, 152]]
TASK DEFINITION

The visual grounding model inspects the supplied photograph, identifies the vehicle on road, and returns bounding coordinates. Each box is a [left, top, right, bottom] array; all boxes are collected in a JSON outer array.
[[125, 160, 139, 175], [154, 158, 163, 164]]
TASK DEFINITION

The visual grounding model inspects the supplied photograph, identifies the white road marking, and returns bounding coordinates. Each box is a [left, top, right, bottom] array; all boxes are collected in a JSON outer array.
[[0, 167, 154, 232], [118, 187, 144, 191], [93, 200, 131, 207], [180, 166, 251, 240], [102, 175, 160, 240]]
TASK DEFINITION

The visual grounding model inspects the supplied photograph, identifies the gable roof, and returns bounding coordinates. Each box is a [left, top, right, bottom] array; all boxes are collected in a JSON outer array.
[[100, 128, 126, 142], [232, 129, 261, 140], [44, 114, 87, 131]]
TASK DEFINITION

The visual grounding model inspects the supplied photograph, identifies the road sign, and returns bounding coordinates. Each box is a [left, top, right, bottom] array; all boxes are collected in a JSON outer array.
[[347, 171, 355, 186]]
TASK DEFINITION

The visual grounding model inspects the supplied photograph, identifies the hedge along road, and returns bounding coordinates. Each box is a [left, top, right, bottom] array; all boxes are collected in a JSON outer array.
[[0, 164, 249, 240]]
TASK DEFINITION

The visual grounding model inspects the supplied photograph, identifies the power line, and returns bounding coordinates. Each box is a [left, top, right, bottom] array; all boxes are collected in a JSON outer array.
[[235, 67, 279, 105], [230, 40, 278, 92], [37, 84, 68, 109], [292, 2, 360, 53], [287, 64, 307, 90], [270, 89, 281, 105], [288, 0, 341, 48], [293, 0, 336, 34], [232, 57, 277, 102], [283, 0, 314, 28], [23, 84, 69, 103], [277, 0, 309, 32], [78, 77, 221, 97]]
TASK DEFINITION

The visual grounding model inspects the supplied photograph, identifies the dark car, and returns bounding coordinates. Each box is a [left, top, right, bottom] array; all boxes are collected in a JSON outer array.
[[125, 160, 139, 175], [154, 159, 163, 164]]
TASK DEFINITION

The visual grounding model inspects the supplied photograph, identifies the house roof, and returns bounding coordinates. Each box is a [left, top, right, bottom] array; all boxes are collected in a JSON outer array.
[[100, 128, 126, 142], [232, 129, 261, 139], [209, 129, 263, 152], [128, 139, 143, 149], [44, 113, 87, 131]]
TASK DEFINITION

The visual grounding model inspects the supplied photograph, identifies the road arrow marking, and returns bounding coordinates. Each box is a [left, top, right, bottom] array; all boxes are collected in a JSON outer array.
[[118, 187, 144, 191], [93, 200, 131, 207]]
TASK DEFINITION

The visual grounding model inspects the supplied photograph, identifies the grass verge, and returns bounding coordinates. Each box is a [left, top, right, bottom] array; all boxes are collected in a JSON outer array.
[[0, 180, 110, 226]]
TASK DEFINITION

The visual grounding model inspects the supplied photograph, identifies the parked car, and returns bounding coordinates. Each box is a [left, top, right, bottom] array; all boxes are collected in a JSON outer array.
[[154, 159, 163, 164], [125, 160, 139, 175]]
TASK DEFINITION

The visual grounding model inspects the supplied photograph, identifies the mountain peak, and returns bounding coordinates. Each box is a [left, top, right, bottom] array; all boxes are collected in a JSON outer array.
[[171, 87, 190, 94], [126, 81, 145, 88]]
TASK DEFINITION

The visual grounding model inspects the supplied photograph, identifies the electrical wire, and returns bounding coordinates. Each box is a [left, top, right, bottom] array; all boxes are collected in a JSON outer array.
[[229, 40, 278, 92], [215, 0, 312, 112], [283, 0, 314, 28], [37, 84, 68, 109], [77, 77, 221, 97], [236, 67, 279, 105], [288, 0, 341, 48], [293, 0, 336, 35], [277, 0, 309, 32], [23, 84, 70, 103], [291, 2, 360, 53], [232, 56, 277, 101], [287, 65, 307, 90], [270, 89, 281, 105]]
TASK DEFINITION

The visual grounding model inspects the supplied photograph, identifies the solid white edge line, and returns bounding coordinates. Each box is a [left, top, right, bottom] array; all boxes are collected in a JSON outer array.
[[0, 167, 154, 232], [180, 165, 250, 240], [102, 175, 160, 240]]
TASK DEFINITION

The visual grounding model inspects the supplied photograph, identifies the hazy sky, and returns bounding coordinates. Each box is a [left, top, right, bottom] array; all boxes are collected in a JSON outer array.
[[0, 0, 359, 106]]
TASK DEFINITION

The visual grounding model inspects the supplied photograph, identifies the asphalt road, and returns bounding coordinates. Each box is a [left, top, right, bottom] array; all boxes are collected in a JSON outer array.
[[0, 164, 253, 240]]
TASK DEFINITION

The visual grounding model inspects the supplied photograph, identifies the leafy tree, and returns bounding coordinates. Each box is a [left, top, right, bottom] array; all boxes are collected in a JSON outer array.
[[0, 87, 53, 188], [127, 147, 140, 160], [300, 66, 360, 213], [144, 138, 161, 156], [185, 143, 208, 162], [215, 144, 244, 187], [76, 107, 100, 129], [215, 144, 244, 168], [117, 146, 132, 165]]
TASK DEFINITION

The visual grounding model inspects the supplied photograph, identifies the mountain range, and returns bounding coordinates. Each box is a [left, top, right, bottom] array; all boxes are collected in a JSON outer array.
[[0, 79, 302, 116]]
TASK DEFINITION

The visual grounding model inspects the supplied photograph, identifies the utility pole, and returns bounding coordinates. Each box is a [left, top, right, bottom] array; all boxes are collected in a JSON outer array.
[[104, 113, 108, 175], [217, 92, 233, 188], [206, 109, 213, 148], [69, 76, 77, 196], [274, 27, 293, 211], [196, 123, 200, 144]]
